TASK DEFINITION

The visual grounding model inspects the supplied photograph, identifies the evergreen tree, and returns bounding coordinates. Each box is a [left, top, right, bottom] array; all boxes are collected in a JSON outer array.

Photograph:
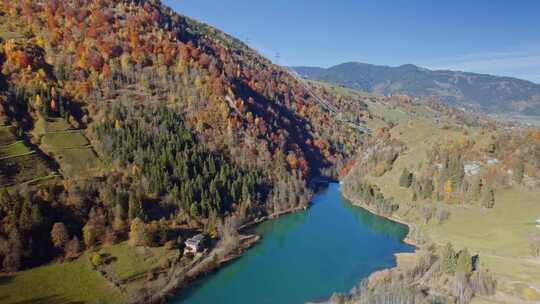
[[399, 168, 413, 188], [422, 178, 434, 199], [514, 161, 525, 184], [482, 186, 495, 209], [439, 242, 457, 274]]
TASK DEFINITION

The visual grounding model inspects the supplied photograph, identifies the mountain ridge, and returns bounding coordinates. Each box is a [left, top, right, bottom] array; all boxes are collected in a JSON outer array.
[[291, 62, 540, 115]]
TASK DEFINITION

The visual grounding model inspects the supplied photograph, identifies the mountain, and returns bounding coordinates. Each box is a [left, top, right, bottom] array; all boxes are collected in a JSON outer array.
[[0, 1, 368, 302], [292, 62, 540, 115]]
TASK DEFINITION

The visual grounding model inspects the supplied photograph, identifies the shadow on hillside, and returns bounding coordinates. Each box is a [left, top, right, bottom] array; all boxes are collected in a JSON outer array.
[[0, 275, 13, 286], [234, 77, 331, 177], [12, 295, 84, 304]]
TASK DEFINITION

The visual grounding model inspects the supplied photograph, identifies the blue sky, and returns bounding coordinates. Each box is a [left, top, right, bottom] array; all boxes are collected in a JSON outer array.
[[163, 0, 540, 83]]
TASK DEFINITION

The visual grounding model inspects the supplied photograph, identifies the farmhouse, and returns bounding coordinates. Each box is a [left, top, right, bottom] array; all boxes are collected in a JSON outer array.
[[184, 234, 206, 255]]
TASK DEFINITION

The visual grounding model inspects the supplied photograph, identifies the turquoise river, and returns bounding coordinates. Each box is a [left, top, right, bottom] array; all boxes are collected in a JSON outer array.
[[175, 183, 414, 304]]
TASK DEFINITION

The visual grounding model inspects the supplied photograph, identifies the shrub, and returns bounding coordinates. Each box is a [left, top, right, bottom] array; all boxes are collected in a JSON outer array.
[[90, 253, 102, 268], [482, 186, 495, 209], [436, 208, 450, 224]]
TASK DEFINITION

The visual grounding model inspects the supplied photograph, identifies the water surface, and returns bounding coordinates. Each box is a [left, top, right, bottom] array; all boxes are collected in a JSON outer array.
[[176, 183, 414, 304]]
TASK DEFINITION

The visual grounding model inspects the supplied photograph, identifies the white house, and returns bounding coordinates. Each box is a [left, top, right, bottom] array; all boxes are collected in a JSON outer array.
[[184, 234, 206, 255]]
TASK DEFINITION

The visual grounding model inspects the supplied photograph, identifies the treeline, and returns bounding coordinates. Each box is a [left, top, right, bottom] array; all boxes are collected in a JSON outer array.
[[329, 244, 496, 304], [94, 104, 268, 219], [0, 188, 48, 271], [397, 128, 540, 208], [0, 0, 364, 182], [344, 180, 399, 216]]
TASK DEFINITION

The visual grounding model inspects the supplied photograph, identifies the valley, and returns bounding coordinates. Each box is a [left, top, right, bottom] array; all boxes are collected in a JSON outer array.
[[0, 1, 539, 304]]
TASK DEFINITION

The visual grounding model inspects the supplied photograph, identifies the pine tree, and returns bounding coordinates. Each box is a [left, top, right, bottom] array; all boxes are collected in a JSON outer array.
[[482, 186, 495, 209], [514, 161, 525, 184], [422, 178, 434, 199], [440, 242, 457, 274], [399, 168, 413, 188]]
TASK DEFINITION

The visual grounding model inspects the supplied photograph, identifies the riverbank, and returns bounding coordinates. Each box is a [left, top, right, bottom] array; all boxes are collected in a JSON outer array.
[[149, 203, 311, 303], [341, 187, 418, 248], [172, 183, 413, 304], [339, 183, 540, 303]]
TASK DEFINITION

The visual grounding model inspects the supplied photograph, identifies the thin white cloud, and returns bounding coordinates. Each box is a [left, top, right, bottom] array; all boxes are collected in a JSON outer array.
[[422, 45, 540, 83]]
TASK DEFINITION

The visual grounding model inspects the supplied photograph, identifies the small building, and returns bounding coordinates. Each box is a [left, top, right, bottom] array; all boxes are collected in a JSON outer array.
[[184, 234, 206, 255], [536, 219, 540, 229]]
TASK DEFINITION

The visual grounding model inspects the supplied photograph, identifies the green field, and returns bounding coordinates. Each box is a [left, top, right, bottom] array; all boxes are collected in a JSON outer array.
[[0, 153, 53, 187], [0, 127, 17, 146], [103, 242, 178, 282], [0, 141, 32, 159], [0, 126, 53, 187], [429, 189, 540, 301], [357, 113, 540, 302], [0, 253, 125, 304], [35, 119, 102, 177], [33, 117, 74, 135], [0, 242, 179, 304], [42, 131, 90, 149]]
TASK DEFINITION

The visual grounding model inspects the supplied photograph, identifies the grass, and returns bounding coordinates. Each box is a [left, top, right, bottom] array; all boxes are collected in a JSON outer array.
[[358, 109, 540, 302], [0, 141, 32, 159], [33, 117, 73, 135], [368, 118, 462, 204], [0, 242, 178, 304], [0, 153, 52, 187], [429, 189, 540, 291], [0, 127, 17, 146], [0, 253, 125, 304], [103, 242, 178, 282], [42, 131, 90, 149], [55, 148, 102, 176], [35, 119, 102, 177]]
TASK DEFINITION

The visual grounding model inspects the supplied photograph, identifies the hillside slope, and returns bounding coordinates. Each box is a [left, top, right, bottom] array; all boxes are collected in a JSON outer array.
[[339, 88, 540, 303], [0, 1, 368, 303], [292, 62, 540, 115]]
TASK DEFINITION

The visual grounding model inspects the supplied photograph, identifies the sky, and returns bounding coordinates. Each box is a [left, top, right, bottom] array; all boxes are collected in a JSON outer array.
[[163, 0, 540, 83]]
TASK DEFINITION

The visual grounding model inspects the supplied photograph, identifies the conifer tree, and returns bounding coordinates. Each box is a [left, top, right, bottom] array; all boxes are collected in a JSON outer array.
[[399, 168, 413, 188], [482, 186, 495, 209], [440, 242, 457, 274]]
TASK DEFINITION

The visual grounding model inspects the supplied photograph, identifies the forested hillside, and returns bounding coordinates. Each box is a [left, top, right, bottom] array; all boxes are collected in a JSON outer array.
[[0, 0, 369, 302], [339, 91, 540, 303]]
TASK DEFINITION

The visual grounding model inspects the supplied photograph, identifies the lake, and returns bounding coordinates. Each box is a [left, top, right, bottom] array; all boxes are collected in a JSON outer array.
[[175, 183, 414, 304]]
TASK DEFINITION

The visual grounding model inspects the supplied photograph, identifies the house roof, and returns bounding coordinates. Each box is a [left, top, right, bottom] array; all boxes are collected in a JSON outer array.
[[185, 234, 205, 246]]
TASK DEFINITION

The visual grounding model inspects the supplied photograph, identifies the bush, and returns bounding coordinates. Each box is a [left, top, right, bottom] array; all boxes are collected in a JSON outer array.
[[439, 243, 457, 274], [90, 253, 102, 268], [482, 186, 495, 209], [530, 233, 540, 257], [436, 208, 450, 224]]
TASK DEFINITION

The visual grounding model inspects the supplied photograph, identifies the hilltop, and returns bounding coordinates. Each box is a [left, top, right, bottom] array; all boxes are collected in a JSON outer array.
[[332, 80, 540, 303], [292, 62, 540, 116], [0, 0, 367, 302], [0, 1, 538, 304]]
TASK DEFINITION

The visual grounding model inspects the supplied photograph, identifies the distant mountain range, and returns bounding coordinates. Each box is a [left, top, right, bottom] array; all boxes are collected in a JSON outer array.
[[291, 63, 540, 116]]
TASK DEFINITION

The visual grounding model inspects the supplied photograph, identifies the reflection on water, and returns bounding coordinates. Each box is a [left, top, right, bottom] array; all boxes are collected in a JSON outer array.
[[342, 200, 409, 241], [175, 183, 414, 304]]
